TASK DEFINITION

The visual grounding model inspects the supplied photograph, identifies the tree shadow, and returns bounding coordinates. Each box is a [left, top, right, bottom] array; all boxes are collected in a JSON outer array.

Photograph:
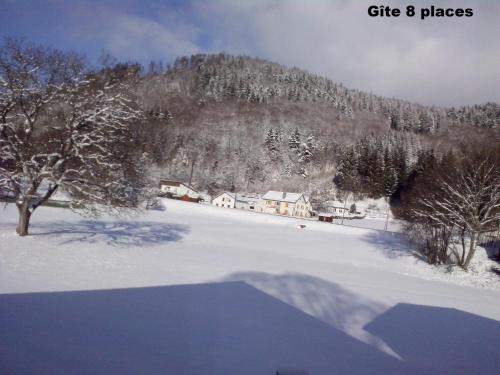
[[27, 220, 189, 247], [479, 239, 500, 259], [361, 230, 424, 261], [364, 303, 500, 375]]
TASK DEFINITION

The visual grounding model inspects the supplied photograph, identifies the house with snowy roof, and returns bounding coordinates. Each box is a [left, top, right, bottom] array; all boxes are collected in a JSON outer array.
[[212, 192, 236, 208], [325, 200, 351, 218], [235, 194, 261, 211], [159, 179, 201, 200], [212, 192, 261, 211], [260, 191, 312, 217]]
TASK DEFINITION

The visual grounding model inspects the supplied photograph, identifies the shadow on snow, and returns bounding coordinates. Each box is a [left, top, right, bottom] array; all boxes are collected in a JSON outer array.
[[364, 303, 500, 375], [1, 272, 499, 374], [26, 220, 190, 247], [361, 230, 424, 261]]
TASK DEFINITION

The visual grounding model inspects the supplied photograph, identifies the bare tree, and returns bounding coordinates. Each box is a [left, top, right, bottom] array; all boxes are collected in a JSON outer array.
[[408, 146, 500, 270], [0, 39, 144, 236]]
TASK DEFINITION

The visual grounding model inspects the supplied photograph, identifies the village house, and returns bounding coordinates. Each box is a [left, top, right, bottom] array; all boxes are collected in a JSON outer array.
[[322, 201, 365, 220], [327, 201, 351, 218], [159, 180, 201, 201], [235, 194, 261, 211], [260, 191, 312, 217], [212, 192, 261, 210], [212, 192, 236, 208]]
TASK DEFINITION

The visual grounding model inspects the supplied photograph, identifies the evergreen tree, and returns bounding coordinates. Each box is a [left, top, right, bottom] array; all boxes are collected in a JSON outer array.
[[289, 128, 301, 152], [299, 135, 315, 164]]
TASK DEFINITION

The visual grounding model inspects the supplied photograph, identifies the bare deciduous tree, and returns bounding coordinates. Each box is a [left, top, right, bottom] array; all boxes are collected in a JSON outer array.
[[0, 39, 144, 236], [406, 145, 500, 270]]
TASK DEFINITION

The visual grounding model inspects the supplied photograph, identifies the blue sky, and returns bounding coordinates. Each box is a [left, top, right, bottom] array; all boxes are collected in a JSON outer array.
[[0, 0, 206, 63], [1, 0, 499, 106]]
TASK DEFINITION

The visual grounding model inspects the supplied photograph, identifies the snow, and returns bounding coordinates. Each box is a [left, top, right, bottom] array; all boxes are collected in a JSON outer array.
[[0, 199, 499, 374], [235, 193, 260, 204], [262, 190, 304, 203]]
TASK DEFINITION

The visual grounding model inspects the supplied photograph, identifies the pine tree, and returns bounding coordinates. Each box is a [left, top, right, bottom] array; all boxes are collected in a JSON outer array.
[[289, 128, 301, 152], [299, 135, 315, 163]]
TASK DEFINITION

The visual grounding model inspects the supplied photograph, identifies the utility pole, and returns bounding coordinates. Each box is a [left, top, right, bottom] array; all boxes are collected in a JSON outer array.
[[384, 196, 390, 231]]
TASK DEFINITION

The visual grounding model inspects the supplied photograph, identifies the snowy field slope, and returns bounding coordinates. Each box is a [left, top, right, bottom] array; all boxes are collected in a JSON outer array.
[[0, 199, 499, 374]]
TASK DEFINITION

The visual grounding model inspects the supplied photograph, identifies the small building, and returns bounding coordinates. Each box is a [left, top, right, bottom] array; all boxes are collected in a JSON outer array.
[[235, 194, 261, 211], [212, 192, 236, 208], [159, 180, 201, 200], [260, 191, 312, 217], [318, 213, 334, 223], [324, 200, 351, 218], [212, 192, 262, 210]]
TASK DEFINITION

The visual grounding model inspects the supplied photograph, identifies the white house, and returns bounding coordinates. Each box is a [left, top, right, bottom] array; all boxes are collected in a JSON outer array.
[[260, 191, 312, 217], [212, 192, 236, 208], [323, 200, 365, 219], [159, 180, 200, 199], [212, 192, 262, 210], [234, 194, 261, 211], [327, 201, 351, 218]]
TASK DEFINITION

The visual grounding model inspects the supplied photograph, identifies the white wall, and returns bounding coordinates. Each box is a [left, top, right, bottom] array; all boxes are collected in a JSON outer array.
[[160, 184, 199, 198], [212, 193, 235, 208]]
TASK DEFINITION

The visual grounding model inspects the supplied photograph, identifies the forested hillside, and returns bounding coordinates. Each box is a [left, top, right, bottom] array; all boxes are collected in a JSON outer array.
[[127, 53, 498, 200]]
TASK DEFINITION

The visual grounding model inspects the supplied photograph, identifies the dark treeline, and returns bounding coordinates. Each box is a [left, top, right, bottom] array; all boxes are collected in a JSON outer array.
[[334, 132, 421, 199]]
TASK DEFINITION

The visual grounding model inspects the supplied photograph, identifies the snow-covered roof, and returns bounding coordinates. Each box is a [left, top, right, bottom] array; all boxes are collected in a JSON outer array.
[[213, 191, 236, 200], [235, 194, 261, 204], [159, 179, 199, 193], [325, 200, 349, 208], [262, 191, 304, 203]]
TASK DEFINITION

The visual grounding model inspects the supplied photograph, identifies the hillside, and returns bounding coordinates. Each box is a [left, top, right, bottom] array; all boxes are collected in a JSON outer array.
[[130, 54, 499, 198]]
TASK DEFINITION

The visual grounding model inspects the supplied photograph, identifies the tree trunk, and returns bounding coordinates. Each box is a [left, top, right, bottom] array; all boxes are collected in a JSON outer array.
[[460, 227, 466, 264], [463, 231, 478, 271], [189, 160, 195, 186], [341, 192, 350, 225], [16, 205, 31, 236], [13, 183, 57, 237]]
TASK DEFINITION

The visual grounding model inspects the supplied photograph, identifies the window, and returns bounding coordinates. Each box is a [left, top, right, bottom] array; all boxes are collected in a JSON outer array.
[[216, 204, 219, 207]]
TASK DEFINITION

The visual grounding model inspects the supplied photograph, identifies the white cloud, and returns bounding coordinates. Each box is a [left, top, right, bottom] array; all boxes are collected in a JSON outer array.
[[68, 3, 203, 63], [192, 0, 500, 106], [103, 14, 201, 61], [62, 0, 499, 106]]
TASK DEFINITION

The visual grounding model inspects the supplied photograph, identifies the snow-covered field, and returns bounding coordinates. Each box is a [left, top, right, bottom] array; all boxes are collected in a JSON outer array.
[[1, 199, 499, 374]]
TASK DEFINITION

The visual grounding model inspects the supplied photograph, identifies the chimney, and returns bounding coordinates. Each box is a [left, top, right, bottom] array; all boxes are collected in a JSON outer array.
[[282, 192, 286, 199]]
